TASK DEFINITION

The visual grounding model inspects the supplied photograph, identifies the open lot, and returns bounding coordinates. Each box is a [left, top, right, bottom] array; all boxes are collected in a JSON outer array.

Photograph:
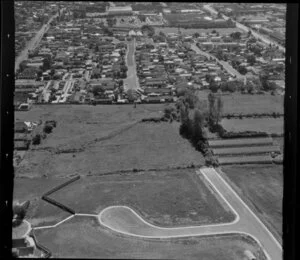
[[155, 27, 244, 36], [50, 169, 234, 227], [220, 165, 283, 242], [221, 118, 283, 134], [15, 104, 205, 178], [221, 93, 284, 115], [34, 216, 266, 260]]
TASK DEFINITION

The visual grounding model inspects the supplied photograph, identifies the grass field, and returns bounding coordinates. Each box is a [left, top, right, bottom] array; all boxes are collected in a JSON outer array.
[[15, 105, 205, 178], [155, 27, 244, 36], [49, 169, 234, 227], [220, 165, 283, 242], [34, 216, 266, 260], [195, 92, 284, 115], [221, 118, 283, 134], [221, 93, 284, 115]]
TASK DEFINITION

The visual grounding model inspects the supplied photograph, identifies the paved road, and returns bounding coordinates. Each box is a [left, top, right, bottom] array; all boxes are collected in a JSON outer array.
[[203, 4, 285, 52], [191, 43, 244, 79], [15, 10, 62, 73], [98, 167, 282, 260], [124, 38, 139, 91]]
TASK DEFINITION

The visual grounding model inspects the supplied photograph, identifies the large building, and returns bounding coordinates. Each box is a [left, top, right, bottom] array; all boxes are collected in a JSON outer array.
[[107, 6, 132, 16]]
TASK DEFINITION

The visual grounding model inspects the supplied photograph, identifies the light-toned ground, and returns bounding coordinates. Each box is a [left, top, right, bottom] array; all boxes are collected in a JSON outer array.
[[221, 118, 283, 134], [12, 221, 30, 239], [34, 216, 266, 260]]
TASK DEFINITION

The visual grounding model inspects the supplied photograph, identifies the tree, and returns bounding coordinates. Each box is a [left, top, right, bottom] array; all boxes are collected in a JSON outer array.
[[238, 65, 247, 75], [193, 32, 200, 38], [49, 68, 55, 77], [32, 134, 41, 145], [42, 57, 51, 71], [141, 24, 155, 37], [92, 85, 105, 96], [216, 94, 223, 124], [192, 109, 205, 143], [247, 55, 256, 66], [43, 124, 53, 134], [230, 31, 242, 40], [126, 89, 136, 102], [209, 81, 219, 93]]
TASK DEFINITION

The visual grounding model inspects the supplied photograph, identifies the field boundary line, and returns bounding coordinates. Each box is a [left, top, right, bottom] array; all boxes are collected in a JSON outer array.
[[33, 215, 74, 230], [209, 167, 282, 250]]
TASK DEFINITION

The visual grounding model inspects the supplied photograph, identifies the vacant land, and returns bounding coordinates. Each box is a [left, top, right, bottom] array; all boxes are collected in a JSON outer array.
[[221, 118, 283, 134], [220, 165, 283, 242], [155, 27, 244, 36], [50, 169, 234, 226], [34, 216, 266, 260], [221, 93, 284, 115], [15, 105, 205, 178]]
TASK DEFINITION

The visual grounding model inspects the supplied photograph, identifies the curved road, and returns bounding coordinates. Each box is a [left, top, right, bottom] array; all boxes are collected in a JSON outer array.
[[32, 167, 282, 260], [99, 168, 282, 260]]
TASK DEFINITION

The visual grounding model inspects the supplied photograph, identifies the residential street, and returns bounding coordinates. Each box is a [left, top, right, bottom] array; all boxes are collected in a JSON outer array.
[[191, 43, 244, 79], [15, 10, 61, 73], [124, 38, 139, 91]]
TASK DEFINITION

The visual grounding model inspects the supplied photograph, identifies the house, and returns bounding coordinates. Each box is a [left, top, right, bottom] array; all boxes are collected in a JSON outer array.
[[144, 87, 172, 96]]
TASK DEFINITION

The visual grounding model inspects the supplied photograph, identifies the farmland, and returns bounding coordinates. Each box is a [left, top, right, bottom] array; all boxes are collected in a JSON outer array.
[[220, 93, 284, 115], [218, 155, 272, 165], [15, 104, 205, 178], [213, 145, 280, 156], [34, 216, 266, 260], [49, 169, 235, 227], [221, 118, 284, 134], [219, 165, 283, 242], [195, 92, 284, 116]]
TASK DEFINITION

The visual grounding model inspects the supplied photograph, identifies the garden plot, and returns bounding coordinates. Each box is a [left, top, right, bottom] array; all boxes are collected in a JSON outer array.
[[213, 145, 280, 156], [218, 155, 273, 165], [208, 137, 274, 148], [221, 118, 283, 135]]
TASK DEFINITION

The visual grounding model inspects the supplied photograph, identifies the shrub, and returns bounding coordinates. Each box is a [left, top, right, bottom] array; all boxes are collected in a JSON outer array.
[[43, 124, 53, 134], [32, 134, 41, 145]]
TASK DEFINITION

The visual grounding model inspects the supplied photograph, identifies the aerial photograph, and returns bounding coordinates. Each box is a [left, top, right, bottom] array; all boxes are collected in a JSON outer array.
[[12, 1, 285, 259]]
